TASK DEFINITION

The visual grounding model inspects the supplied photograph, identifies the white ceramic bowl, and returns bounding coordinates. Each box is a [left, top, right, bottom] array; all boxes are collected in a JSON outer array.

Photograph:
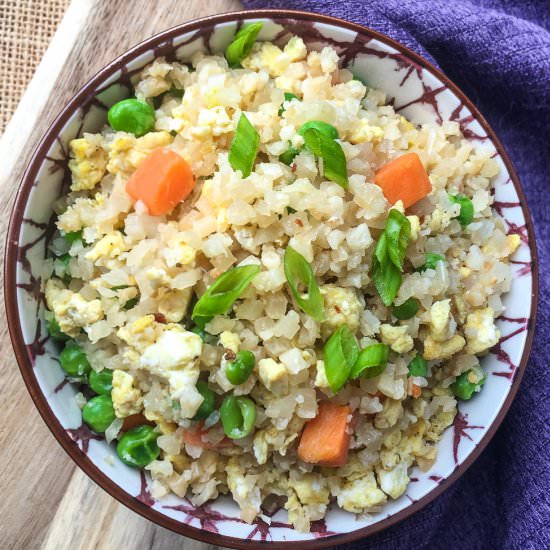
[[5, 9, 538, 549]]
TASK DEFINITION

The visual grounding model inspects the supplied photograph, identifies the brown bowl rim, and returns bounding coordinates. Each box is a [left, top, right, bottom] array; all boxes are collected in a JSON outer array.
[[4, 8, 539, 549]]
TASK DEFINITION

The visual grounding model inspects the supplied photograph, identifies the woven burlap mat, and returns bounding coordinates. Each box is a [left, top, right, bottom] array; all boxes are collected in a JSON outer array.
[[0, 0, 70, 133]]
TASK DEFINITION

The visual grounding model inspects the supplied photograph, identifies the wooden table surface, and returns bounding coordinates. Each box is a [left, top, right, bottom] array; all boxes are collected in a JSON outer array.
[[0, 2, 242, 548]]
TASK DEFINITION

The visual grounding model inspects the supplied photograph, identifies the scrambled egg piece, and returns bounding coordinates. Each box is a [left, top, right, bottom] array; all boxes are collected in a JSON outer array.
[[314, 360, 330, 390], [376, 462, 409, 499], [85, 231, 127, 263], [374, 399, 403, 430], [336, 470, 387, 513], [219, 331, 240, 354], [162, 239, 196, 268], [192, 106, 234, 139], [348, 119, 384, 144], [407, 215, 421, 241], [379, 324, 414, 353], [321, 285, 362, 338], [258, 358, 288, 396], [112, 370, 143, 418], [290, 472, 330, 505], [242, 36, 307, 77], [506, 234, 521, 255], [428, 206, 455, 232], [226, 457, 262, 523], [429, 299, 456, 342], [107, 131, 172, 175], [423, 333, 465, 361], [158, 288, 192, 323], [140, 329, 203, 418], [253, 417, 304, 465], [45, 279, 103, 337], [68, 136, 107, 191], [464, 307, 500, 354]]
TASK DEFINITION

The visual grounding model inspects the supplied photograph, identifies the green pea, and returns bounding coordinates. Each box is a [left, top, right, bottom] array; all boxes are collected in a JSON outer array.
[[193, 381, 216, 420], [107, 99, 155, 137], [449, 194, 474, 227], [59, 342, 91, 378], [298, 120, 339, 140], [82, 394, 116, 433], [451, 367, 486, 400], [407, 354, 428, 377], [89, 369, 113, 395], [47, 316, 68, 341], [225, 350, 255, 385], [116, 425, 160, 467], [279, 146, 302, 166], [220, 395, 256, 439]]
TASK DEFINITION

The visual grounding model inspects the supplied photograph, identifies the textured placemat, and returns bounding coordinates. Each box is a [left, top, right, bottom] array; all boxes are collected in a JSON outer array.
[[0, 0, 70, 133]]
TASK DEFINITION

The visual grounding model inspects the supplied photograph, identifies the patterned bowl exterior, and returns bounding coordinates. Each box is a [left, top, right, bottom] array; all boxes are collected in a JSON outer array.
[[4, 9, 538, 549]]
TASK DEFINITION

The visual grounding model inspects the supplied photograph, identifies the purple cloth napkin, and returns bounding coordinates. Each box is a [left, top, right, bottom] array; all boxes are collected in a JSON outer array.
[[241, 1, 549, 547]]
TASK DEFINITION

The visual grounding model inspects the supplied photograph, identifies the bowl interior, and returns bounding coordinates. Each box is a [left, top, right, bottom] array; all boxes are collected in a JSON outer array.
[[7, 11, 535, 547]]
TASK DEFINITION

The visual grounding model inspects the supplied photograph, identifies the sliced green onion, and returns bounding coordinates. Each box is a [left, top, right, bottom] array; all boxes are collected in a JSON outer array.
[[391, 298, 420, 320], [192, 265, 261, 327], [228, 113, 259, 178], [278, 92, 300, 116], [63, 230, 83, 244], [301, 126, 348, 188], [416, 252, 445, 272], [123, 297, 139, 310], [279, 146, 302, 166], [283, 246, 324, 321], [384, 209, 411, 271], [225, 22, 263, 68], [191, 326, 218, 345], [449, 194, 474, 227], [370, 208, 411, 307], [407, 355, 427, 377], [54, 254, 71, 283], [324, 324, 359, 393], [350, 343, 389, 379], [298, 120, 339, 140]]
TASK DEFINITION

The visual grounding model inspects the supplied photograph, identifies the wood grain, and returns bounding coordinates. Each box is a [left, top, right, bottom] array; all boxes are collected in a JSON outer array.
[[0, 1, 241, 549]]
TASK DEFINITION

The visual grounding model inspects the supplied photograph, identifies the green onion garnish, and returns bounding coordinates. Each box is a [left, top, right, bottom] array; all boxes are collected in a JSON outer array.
[[298, 120, 339, 140], [278, 92, 300, 116], [123, 297, 139, 310], [225, 22, 263, 68], [407, 354, 427, 377], [279, 146, 302, 166], [324, 324, 359, 393], [371, 209, 411, 306], [192, 265, 261, 327], [283, 246, 324, 321], [228, 113, 259, 178], [416, 252, 445, 272], [391, 298, 420, 320], [449, 194, 474, 227], [384, 209, 411, 271], [350, 343, 389, 379], [63, 230, 83, 245], [300, 124, 348, 188]]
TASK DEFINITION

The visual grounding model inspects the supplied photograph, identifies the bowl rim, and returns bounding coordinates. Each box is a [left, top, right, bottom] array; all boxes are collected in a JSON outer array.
[[4, 8, 538, 549]]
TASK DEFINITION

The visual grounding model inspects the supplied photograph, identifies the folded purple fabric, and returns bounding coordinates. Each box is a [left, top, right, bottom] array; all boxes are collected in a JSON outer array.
[[241, 1, 550, 548]]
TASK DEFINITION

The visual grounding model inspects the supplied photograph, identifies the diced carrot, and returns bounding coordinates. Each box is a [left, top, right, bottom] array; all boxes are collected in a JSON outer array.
[[121, 413, 154, 432], [297, 401, 352, 467], [182, 422, 232, 450], [126, 147, 195, 215], [374, 152, 431, 208], [411, 384, 422, 399]]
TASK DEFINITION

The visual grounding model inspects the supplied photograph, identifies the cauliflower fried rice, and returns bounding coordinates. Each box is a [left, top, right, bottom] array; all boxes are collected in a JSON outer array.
[[43, 33, 520, 531]]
